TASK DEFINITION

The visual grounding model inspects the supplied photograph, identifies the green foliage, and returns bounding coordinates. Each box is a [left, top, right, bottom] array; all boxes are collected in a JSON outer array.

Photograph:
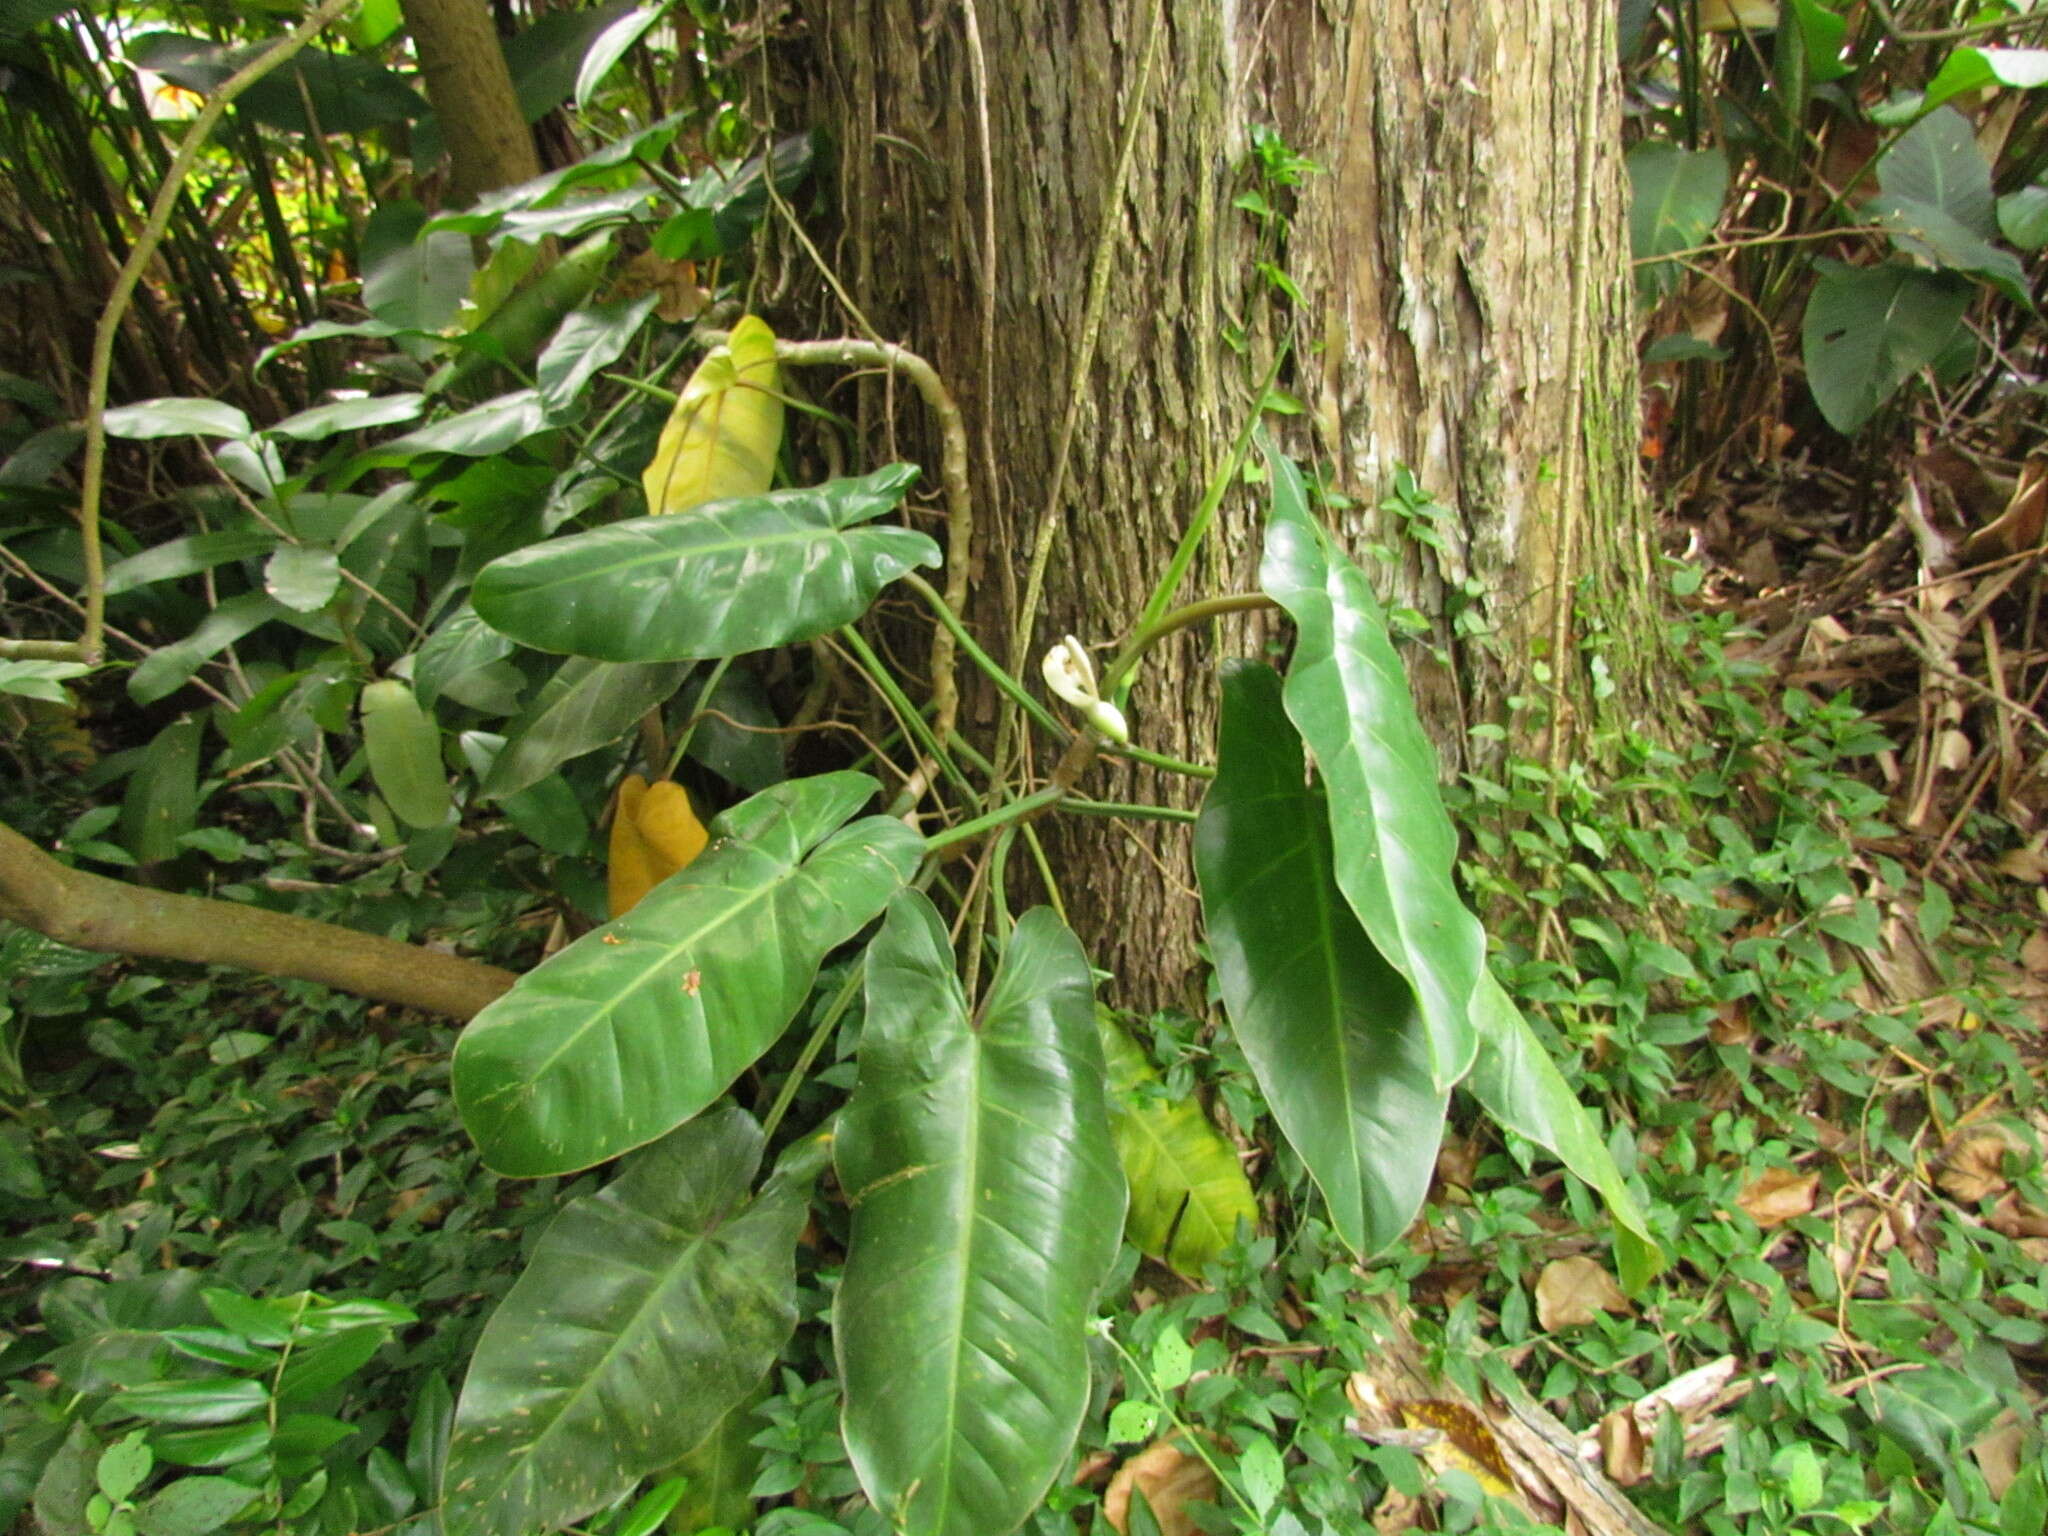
[[1624, 0, 2048, 440], [835, 895, 1126, 1536]]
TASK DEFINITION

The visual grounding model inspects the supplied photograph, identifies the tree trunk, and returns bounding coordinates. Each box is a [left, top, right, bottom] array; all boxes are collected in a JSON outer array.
[[797, 0, 1668, 1014], [399, 0, 539, 204]]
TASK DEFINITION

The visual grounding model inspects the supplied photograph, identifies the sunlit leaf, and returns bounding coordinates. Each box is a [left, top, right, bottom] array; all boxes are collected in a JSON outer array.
[[1098, 1011, 1257, 1275]]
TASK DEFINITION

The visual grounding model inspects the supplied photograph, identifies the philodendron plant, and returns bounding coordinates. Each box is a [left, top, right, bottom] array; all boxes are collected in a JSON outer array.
[[420, 317, 1663, 1536]]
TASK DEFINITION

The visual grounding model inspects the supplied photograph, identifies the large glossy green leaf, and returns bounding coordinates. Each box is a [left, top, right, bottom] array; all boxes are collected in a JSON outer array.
[[129, 594, 286, 706], [1258, 446, 1484, 1089], [469, 465, 938, 662], [835, 893, 1125, 1536], [1464, 971, 1663, 1292], [1098, 1011, 1258, 1276], [1195, 662, 1448, 1259], [481, 656, 689, 799], [441, 1110, 815, 1536], [453, 773, 919, 1176]]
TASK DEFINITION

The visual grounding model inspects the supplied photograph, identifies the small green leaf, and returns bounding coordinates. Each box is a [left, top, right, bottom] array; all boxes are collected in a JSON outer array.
[[114, 1379, 269, 1426], [263, 546, 342, 612], [382, 391, 549, 459], [1237, 1435, 1284, 1517], [205, 1032, 270, 1067], [1149, 1327, 1192, 1392], [536, 293, 658, 416], [481, 656, 689, 799], [0, 659, 90, 703], [360, 680, 453, 831], [119, 716, 206, 864], [573, 4, 663, 106], [1998, 185, 2048, 252], [104, 531, 277, 596], [95, 1433, 152, 1505], [1106, 1400, 1159, 1445], [128, 593, 286, 706]]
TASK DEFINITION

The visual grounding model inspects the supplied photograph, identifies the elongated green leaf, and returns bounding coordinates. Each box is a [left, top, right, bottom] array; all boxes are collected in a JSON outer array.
[[835, 893, 1125, 1536], [382, 391, 549, 460], [471, 465, 937, 662], [1465, 971, 1663, 1292], [102, 397, 251, 441], [1802, 260, 1971, 435], [573, 3, 662, 107], [1258, 447, 1484, 1089], [441, 1110, 813, 1536], [536, 293, 658, 417], [412, 605, 518, 712], [361, 681, 453, 831], [267, 393, 425, 442], [130, 594, 286, 706], [1195, 663, 1447, 1259], [454, 773, 918, 1176], [1098, 1011, 1257, 1275], [104, 531, 277, 596], [482, 656, 689, 799]]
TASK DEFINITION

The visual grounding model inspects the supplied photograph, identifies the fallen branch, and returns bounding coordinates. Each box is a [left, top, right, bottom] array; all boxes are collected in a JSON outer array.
[[0, 818, 516, 1021]]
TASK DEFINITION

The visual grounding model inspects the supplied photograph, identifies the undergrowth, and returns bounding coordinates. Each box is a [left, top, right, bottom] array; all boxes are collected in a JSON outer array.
[[3, 591, 2044, 1535]]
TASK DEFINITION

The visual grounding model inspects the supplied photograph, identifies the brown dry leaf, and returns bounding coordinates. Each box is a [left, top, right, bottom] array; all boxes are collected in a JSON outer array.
[[1938, 1125, 2026, 1204], [1597, 1409, 1647, 1487], [2023, 931, 2048, 976], [1709, 1001, 1754, 1046], [1371, 1485, 1428, 1534], [1536, 1257, 1631, 1331], [1989, 1189, 2048, 1240], [1435, 1133, 1482, 1196], [1736, 1167, 1819, 1227], [1963, 454, 2048, 562], [1971, 1412, 2029, 1500], [1999, 847, 2048, 883], [1103, 1437, 1219, 1536]]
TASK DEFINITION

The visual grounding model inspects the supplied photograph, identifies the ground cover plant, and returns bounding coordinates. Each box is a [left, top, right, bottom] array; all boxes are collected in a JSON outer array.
[[4, 0, 2048, 1534]]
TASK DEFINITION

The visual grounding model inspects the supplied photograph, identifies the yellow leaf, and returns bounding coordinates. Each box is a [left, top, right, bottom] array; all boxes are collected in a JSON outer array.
[[606, 776, 712, 918], [637, 779, 709, 872], [607, 774, 658, 919], [641, 314, 784, 515]]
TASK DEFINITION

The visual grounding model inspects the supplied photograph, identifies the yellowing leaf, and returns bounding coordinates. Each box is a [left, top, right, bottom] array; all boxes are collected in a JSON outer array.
[[607, 773, 658, 918], [641, 314, 783, 515], [605, 776, 709, 918], [1099, 1012, 1258, 1275], [637, 779, 709, 870]]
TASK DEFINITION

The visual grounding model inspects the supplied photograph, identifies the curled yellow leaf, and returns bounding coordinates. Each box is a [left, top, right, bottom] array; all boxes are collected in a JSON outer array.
[[607, 775, 712, 919]]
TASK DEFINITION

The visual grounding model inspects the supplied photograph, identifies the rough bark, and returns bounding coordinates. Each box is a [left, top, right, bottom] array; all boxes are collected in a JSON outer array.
[[0, 820, 516, 1021], [798, 0, 1667, 1013], [399, 0, 540, 204]]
